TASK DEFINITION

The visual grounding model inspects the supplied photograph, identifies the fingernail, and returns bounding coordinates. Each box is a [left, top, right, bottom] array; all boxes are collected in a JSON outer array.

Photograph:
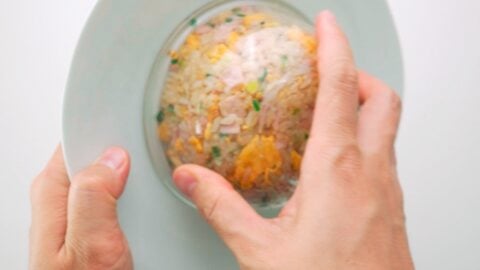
[[173, 169, 198, 197], [320, 10, 337, 25], [97, 147, 127, 171]]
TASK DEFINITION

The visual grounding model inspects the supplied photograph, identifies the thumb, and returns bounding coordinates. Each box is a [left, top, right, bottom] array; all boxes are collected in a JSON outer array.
[[173, 165, 266, 246], [66, 147, 130, 255]]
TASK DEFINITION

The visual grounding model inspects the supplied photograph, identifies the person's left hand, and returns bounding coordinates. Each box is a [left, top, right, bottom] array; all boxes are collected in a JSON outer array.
[[30, 146, 133, 270]]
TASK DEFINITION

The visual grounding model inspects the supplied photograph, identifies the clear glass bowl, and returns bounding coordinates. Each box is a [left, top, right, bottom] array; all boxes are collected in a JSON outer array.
[[154, 0, 317, 208]]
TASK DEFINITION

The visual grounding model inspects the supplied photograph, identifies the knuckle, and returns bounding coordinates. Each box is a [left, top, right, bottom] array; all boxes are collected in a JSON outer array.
[[358, 196, 383, 220], [71, 166, 113, 193], [67, 233, 127, 269], [325, 144, 362, 181], [383, 88, 402, 115], [199, 191, 224, 225], [30, 170, 52, 202]]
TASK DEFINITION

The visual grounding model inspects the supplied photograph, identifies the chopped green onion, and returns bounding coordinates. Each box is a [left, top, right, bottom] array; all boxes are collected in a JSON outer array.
[[232, 7, 245, 17], [178, 60, 186, 68], [253, 99, 261, 112], [168, 104, 175, 113], [156, 110, 165, 123], [212, 146, 221, 159], [225, 17, 233, 23], [261, 194, 269, 204], [167, 158, 174, 168], [171, 59, 179, 65], [281, 55, 288, 67], [189, 18, 197, 26], [258, 68, 268, 83]]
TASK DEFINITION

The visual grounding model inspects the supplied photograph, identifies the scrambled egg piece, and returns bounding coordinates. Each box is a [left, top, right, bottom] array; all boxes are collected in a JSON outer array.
[[157, 122, 170, 141], [287, 28, 317, 54], [290, 150, 302, 171], [243, 13, 267, 27], [227, 32, 240, 48], [186, 34, 200, 50], [204, 123, 212, 140], [207, 43, 229, 63], [245, 80, 259, 94], [207, 104, 220, 121], [189, 136, 203, 153], [234, 135, 282, 190], [176, 106, 189, 118], [174, 138, 184, 152], [300, 35, 316, 54], [169, 50, 179, 59]]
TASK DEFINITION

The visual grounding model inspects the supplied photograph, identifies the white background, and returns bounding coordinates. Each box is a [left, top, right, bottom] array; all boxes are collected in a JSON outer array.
[[1, 0, 479, 269]]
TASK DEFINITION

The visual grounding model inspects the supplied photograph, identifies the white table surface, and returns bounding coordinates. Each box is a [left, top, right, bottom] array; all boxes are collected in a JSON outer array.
[[1, 0, 479, 269]]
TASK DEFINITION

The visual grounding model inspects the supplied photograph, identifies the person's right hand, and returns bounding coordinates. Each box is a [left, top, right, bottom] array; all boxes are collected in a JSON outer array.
[[173, 11, 414, 270]]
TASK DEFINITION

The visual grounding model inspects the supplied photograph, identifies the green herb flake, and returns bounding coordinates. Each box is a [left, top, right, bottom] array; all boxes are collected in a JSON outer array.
[[171, 58, 179, 65], [205, 73, 213, 78], [167, 104, 175, 113], [225, 17, 233, 23], [212, 146, 222, 159], [167, 158, 174, 168], [293, 108, 301, 116], [258, 68, 268, 83], [232, 8, 245, 17], [261, 194, 269, 205], [253, 99, 261, 112], [304, 133, 310, 140], [178, 60, 186, 68], [156, 110, 165, 123], [189, 18, 197, 26], [281, 55, 288, 67]]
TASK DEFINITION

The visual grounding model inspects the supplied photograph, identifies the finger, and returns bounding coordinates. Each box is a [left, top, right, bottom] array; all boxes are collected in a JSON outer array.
[[309, 11, 359, 147], [173, 165, 269, 250], [65, 147, 130, 256], [357, 71, 402, 155], [30, 145, 70, 254]]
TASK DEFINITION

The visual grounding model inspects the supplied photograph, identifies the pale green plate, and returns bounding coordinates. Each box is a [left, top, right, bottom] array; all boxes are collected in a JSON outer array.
[[63, 0, 403, 269]]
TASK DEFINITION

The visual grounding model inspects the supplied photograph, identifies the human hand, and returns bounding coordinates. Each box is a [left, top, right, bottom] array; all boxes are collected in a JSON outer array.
[[173, 11, 414, 270], [30, 147, 133, 270]]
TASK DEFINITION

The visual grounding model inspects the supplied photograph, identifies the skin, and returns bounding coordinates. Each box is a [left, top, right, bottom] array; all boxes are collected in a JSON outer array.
[[30, 11, 414, 270]]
